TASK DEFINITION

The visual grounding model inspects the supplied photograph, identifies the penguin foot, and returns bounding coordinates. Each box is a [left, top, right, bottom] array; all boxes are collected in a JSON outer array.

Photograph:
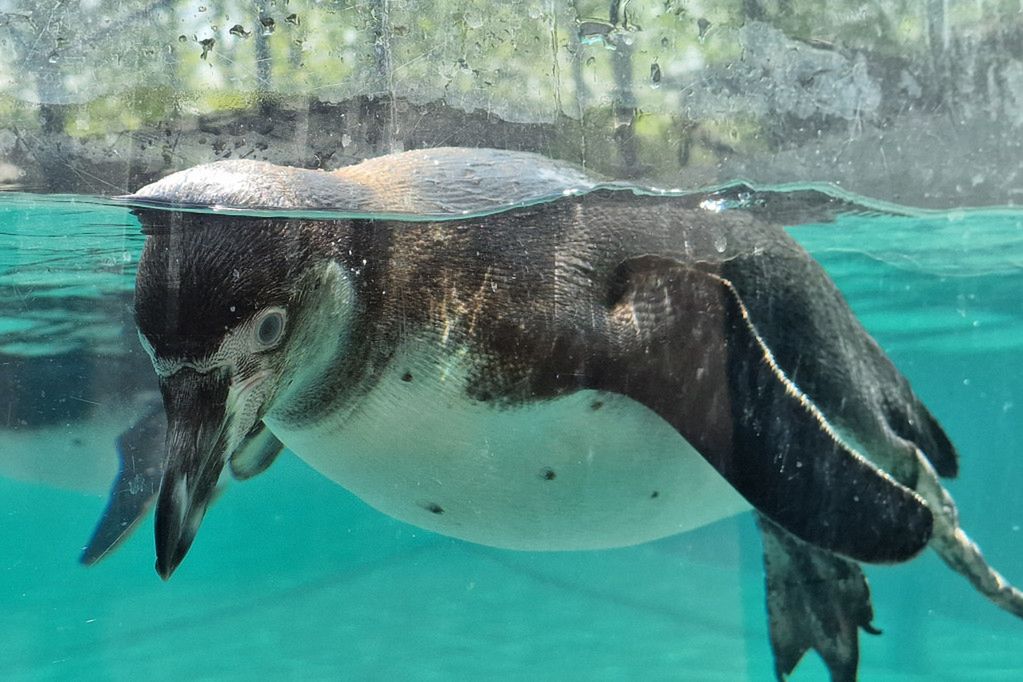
[[914, 456, 1023, 619], [757, 514, 880, 682]]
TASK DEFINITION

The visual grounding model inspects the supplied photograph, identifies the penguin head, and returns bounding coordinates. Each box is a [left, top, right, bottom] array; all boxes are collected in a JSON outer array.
[[133, 211, 351, 578]]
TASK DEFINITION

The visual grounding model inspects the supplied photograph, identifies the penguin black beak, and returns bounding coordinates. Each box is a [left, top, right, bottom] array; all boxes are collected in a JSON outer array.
[[154, 368, 233, 580]]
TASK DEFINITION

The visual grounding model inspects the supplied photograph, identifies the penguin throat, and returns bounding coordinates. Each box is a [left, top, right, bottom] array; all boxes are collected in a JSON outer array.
[[270, 261, 357, 421]]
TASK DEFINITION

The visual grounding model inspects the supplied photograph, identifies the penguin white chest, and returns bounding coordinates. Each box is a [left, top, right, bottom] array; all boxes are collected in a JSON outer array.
[[266, 355, 750, 551]]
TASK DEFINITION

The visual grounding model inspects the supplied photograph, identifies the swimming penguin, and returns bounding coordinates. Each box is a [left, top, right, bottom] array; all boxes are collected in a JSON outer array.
[[79, 147, 606, 562], [87, 145, 871, 562], [126, 148, 1022, 681]]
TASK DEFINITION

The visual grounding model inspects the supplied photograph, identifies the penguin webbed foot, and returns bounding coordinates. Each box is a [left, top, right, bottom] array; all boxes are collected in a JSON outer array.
[[757, 514, 878, 682], [914, 458, 1023, 619]]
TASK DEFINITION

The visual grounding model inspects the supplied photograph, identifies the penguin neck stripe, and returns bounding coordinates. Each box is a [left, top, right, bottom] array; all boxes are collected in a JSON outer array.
[[139, 330, 237, 378], [153, 358, 227, 378]]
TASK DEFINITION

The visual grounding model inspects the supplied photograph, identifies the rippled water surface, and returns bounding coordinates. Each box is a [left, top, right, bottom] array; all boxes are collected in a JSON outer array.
[[1, 193, 1021, 680]]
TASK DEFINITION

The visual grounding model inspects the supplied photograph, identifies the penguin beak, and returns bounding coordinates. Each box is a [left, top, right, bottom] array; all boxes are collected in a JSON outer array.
[[154, 368, 234, 580]]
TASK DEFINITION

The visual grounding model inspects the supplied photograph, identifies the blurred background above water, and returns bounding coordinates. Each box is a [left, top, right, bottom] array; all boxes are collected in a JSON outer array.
[[1, 0, 1023, 209]]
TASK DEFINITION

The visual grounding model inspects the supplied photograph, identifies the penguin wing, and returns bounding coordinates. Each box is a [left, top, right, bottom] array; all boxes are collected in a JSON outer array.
[[81, 409, 284, 565], [718, 250, 959, 480], [80, 400, 166, 565], [597, 255, 933, 563]]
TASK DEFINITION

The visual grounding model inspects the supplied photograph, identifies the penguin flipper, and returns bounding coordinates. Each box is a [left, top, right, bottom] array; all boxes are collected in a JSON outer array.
[[228, 423, 285, 480], [757, 513, 879, 682], [80, 400, 166, 565], [600, 256, 933, 563]]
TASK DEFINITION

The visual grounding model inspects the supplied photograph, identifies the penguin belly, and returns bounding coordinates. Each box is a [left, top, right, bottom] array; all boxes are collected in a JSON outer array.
[[266, 357, 750, 551]]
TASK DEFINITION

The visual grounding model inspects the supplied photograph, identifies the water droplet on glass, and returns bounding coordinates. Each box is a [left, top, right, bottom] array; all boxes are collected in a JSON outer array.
[[260, 16, 276, 35], [660, 36, 669, 48], [128, 474, 144, 496], [198, 5, 207, 12], [229, 24, 250, 38], [178, 34, 188, 43], [697, 17, 711, 42], [713, 234, 727, 253], [285, 13, 299, 26], [47, 50, 59, 64], [585, 56, 596, 67], [577, 19, 613, 47], [650, 62, 661, 86], [199, 37, 215, 60]]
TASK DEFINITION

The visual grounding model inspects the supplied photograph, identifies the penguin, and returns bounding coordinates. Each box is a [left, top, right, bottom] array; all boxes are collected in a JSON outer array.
[[80, 147, 606, 563], [126, 149, 1022, 681]]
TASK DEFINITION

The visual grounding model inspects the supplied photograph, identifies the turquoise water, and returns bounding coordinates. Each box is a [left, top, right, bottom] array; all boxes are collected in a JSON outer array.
[[1, 194, 1021, 680]]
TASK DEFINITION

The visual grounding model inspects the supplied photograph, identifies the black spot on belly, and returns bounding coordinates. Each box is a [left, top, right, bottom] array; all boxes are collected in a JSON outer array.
[[590, 400, 604, 411], [420, 501, 444, 514], [650, 490, 659, 499], [401, 372, 413, 382], [539, 467, 557, 481]]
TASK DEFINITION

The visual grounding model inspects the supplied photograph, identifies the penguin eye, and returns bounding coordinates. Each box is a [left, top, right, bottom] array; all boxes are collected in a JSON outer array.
[[253, 308, 287, 349]]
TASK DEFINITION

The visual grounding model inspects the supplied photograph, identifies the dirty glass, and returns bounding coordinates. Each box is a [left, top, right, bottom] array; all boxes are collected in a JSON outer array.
[[1, 1, 1022, 679]]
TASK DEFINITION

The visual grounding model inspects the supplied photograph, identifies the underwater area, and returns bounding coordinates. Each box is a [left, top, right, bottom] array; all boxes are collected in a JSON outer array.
[[0, 191, 1021, 680]]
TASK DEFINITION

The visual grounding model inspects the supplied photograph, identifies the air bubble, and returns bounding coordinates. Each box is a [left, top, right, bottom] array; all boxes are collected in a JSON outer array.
[[697, 18, 711, 41]]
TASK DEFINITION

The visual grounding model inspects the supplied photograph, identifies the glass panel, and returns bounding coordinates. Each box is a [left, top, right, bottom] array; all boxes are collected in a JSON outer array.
[[1, 2, 1021, 679]]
